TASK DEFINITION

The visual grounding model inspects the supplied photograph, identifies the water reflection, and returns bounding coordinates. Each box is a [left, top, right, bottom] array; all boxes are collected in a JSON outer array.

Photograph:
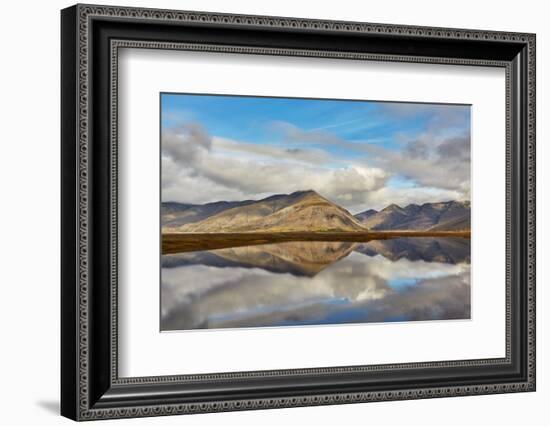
[[161, 238, 471, 331]]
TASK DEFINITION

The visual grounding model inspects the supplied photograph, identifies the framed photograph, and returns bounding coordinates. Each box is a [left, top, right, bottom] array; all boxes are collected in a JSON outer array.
[[61, 4, 536, 421]]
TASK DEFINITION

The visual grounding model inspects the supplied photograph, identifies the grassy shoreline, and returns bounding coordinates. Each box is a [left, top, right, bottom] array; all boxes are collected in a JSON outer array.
[[162, 230, 471, 254]]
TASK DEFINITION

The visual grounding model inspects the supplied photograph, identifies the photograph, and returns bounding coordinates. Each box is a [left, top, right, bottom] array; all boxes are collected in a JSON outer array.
[[58, 3, 536, 420], [160, 94, 472, 331]]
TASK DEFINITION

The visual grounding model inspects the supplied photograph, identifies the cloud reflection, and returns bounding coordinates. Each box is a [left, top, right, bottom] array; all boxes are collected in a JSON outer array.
[[161, 240, 470, 331]]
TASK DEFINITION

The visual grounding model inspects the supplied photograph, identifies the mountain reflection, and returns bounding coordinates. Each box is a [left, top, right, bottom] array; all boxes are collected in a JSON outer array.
[[162, 241, 357, 277], [161, 238, 471, 331]]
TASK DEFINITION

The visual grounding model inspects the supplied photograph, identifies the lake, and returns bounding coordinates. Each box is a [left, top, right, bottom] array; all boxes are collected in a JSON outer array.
[[160, 237, 471, 331]]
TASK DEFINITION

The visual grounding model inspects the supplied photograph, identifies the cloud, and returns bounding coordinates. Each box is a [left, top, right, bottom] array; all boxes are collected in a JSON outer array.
[[364, 132, 471, 198], [161, 100, 471, 211], [162, 122, 212, 165], [363, 186, 463, 211], [266, 115, 471, 205], [379, 103, 470, 130], [162, 123, 388, 210], [213, 137, 330, 165], [362, 103, 471, 199], [269, 120, 343, 145]]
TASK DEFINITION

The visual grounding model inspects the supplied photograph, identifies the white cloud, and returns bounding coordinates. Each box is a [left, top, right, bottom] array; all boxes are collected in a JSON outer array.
[[162, 124, 388, 211], [363, 186, 465, 211], [214, 137, 330, 165], [365, 133, 470, 187], [161, 116, 470, 212]]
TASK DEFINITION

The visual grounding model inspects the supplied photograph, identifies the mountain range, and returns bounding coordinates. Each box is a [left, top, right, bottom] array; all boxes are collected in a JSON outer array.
[[354, 200, 470, 231], [162, 190, 470, 233]]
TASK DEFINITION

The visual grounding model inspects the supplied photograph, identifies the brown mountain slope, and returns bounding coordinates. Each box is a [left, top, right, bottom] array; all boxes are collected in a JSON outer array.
[[428, 215, 470, 231], [161, 200, 257, 228], [172, 190, 367, 233]]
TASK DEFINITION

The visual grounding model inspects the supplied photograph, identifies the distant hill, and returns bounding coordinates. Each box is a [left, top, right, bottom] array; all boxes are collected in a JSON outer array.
[[162, 199, 257, 228], [354, 209, 378, 222], [164, 190, 367, 233], [354, 201, 470, 231], [428, 214, 471, 231]]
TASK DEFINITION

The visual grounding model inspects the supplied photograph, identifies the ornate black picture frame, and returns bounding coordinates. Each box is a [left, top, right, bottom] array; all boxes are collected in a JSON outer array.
[[61, 4, 536, 421]]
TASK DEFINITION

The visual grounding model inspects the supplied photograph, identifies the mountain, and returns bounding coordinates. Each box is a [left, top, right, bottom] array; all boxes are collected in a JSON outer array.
[[162, 200, 257, 228], [354, 209, 378, 222], [354, 201, 470, 231], [166, 190, 367, 233], [427, 214, 470, 231]]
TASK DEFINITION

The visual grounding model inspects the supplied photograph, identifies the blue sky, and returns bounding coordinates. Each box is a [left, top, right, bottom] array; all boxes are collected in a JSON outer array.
[[160, 93, 471, 212]]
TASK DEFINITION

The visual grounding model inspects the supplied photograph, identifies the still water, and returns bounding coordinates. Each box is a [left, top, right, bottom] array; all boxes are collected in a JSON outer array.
[[161, 238, 470, 331]]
